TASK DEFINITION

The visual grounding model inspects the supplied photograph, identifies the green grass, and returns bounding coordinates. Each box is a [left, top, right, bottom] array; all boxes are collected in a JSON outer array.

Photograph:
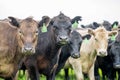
[[0, 68, 119, 80]]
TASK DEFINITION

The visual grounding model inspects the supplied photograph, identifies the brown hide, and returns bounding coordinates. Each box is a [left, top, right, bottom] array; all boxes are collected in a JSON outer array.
[[0, 17, 39, 79]]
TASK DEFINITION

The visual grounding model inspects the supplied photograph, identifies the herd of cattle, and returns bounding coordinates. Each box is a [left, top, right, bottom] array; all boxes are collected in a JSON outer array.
[[0, 12, 119, 80]]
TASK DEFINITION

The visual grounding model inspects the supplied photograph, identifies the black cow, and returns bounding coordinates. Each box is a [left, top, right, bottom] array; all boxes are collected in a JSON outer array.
[[55, 31, 91, 74], [81, 22, 99, 29], [24, 12, 82, 80], [81, 20, 116, 31]]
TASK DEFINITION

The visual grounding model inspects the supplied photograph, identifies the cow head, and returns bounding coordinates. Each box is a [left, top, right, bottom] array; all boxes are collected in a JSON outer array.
[[69, 31, 91, 58], [110, 41, 120, 68], [81, 22, 99, 29], [49, 12, 82, 45], [8, 16, 50, 54], [69, 31, 81, 58], [88, 26, 118, 57], [102, 20, 112, 31]]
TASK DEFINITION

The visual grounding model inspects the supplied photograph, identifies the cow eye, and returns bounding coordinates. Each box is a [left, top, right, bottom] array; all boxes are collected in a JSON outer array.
[[18, 30, 22, 35], [54, 26, 59, 29], [68, 25, 71, 28], [66, 26, 71, 29], [35, 30, 39, 35], [79, 41, 82, 45], [69, 41, 72, 44], [95, 38, 98, 41], [54, 26, 57, 28]]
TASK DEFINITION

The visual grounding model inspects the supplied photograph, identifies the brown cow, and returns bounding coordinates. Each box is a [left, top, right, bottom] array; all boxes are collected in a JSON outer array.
[[0, 16, 50, 80], [64, 26, 118, 80]]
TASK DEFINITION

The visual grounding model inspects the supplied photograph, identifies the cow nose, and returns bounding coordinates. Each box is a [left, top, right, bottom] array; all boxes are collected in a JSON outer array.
[[71, 53, 80, 58], [24, 47, 32, 51], [59, 36, 68, 41], [99, 51, 107, 56], [113, 63, 120, 69]]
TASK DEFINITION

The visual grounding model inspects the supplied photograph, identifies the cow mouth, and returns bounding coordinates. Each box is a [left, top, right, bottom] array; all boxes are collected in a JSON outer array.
[[71, 55, 80, 59], [58, 41, 68, 45], [113, 62, 120, 69], [113, 64, 120, 69]]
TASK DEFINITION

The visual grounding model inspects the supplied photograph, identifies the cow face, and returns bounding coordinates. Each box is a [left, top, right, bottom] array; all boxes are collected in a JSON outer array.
[[88, 26, 118, 57], [69, 31, 82, 58], [50, 12, 81, 45], [69, 31, 91, 58], [110, 41, 120, 69], [102, 20, 112, 31], [17, 18, 39, 54], [8, 16, 50, 54], [8, 17, 39, 54]]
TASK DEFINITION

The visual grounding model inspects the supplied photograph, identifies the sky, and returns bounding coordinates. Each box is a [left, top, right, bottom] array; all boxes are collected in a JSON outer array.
[[0, 0, 120, 25]]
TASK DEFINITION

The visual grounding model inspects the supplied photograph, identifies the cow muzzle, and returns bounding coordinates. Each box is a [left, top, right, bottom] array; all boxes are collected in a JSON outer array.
[[113, 62, 120, 69], [71, 53, 80, 59], [98, 50, 107, 57], [22, 46, 35, 54], [58, 36, 69, 45]]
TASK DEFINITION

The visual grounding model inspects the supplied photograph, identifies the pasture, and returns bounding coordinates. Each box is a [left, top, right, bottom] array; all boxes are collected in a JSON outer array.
[[0, 68, 118, 80]]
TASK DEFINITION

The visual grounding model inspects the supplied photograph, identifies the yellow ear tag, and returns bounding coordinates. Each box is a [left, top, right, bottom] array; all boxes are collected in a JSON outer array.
[[41, 23, 47, 33], [83, 38, 89, 43], [111, 35, 116, 41], [72, 21, 78, 29]]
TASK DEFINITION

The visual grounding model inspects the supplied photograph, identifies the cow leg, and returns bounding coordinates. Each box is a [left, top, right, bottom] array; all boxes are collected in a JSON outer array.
[[118, 70, 120, 80], [106, 69, 115, 80], [102, 69, 106, 80], [25, 58, 39, 80], [25, 70, 30, 80], [47, 76, 52, 80], [47, 74, 54, 80], [14, 71, 19, 80], [27, 64, 39, 80], [69, 58, 83, 80], [88, 64, 95, 80], [5, 77, 12, 80], [94, 66, 100, 80], [64, 68, 70, 80]]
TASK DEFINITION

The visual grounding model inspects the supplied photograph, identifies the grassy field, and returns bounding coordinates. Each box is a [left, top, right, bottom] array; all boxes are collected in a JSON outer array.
[[0, 68, 118, 80]]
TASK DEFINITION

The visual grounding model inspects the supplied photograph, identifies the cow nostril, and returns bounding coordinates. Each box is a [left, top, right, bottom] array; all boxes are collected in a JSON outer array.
[[99, 52, 103, 54], [59, 37, 62, 40]]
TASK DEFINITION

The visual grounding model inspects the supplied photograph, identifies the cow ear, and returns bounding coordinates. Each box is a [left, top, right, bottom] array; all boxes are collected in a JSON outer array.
[[108, 31, 118, 38], [82, 34, 91, 40], [112, 21, 119, 29], [71, 16, 82, 24], [93, 22, 99, 29], [81, 25, 86, 28], [38, 16, 51, 27], [8, 16, 19, 27], [88, 29, 95, 36]]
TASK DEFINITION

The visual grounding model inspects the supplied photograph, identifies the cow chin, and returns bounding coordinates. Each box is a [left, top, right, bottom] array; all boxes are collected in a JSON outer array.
[[58, 41, 68, 45]]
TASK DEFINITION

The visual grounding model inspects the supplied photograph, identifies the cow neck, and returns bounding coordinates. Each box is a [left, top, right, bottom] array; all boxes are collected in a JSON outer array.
[[116, 31, 120, 42], [15, 30, 24, 57], [87, 36, 97, 60]]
